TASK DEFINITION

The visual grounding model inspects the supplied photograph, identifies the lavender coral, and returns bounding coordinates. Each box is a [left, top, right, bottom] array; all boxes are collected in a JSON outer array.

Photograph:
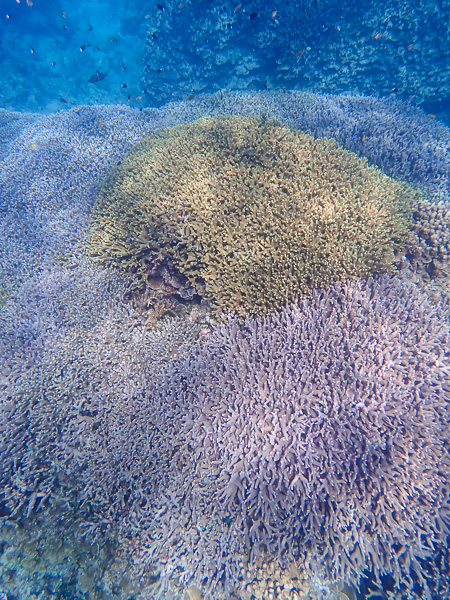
[[133, 276, 449, 596], [31, 275, 447, 598], [2, 272, 449, 597]]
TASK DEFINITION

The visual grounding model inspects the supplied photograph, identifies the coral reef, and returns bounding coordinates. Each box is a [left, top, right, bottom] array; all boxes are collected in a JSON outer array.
[[405, 196, 450, 307], [156, 91, 450, 203], [0, 258, 202, 519], [1, 91, 448, 298], [1, 92, 449, 598], [130, 276, 448, 597], [143, 0, 450, 117], [87, 115, 415, 315], [0, 109, 37, 160], [0, 517, 138, 600], [0, 104, 156, 294], [7, 274, 443, 598], [0, 259, 205, 599]]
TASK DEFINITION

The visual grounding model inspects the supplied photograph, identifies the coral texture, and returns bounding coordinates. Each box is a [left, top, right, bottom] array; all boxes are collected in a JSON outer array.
[[13, 275, 442, 598], [1, 91, 448, 297], [406, 197, 450, 305], [1, 93, 449, 598], [0, 259, 201, 520], [87, 115, 415, 315], [134, 276, 449, 596], [143, 0, 450, 115], [0, 104, 156, 294], [3, 271, 449, 597]]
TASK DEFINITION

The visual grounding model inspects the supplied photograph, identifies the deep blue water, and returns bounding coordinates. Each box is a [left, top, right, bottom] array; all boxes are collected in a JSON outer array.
[[0, 1, 449, 600]]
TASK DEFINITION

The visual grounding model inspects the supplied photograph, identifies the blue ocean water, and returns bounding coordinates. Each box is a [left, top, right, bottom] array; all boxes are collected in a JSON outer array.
[[0, 1, 449, 600]]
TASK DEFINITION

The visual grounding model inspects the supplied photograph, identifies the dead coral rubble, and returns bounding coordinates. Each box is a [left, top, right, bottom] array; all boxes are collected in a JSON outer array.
[[87, 115, 417, 315]]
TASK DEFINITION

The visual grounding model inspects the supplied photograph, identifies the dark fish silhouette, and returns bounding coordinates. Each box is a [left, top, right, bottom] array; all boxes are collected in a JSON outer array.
[[88, 70, 107, 83]]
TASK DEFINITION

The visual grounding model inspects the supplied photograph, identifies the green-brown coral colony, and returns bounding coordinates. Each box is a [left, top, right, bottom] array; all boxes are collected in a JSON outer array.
[[86, 116, 417, 315]]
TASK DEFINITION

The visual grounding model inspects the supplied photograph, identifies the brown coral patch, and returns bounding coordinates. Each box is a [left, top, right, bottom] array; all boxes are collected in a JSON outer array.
[[86, 116, 417, 315]]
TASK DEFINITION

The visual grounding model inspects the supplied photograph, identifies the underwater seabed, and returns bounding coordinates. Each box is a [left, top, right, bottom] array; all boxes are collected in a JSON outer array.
[[0, 90, 449, 600]]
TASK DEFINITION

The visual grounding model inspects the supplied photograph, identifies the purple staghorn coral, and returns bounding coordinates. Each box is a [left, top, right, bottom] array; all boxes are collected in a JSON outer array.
[[0, 91, 449, 597], [129, 275, 449, 596], [0, 105, 158, 291]]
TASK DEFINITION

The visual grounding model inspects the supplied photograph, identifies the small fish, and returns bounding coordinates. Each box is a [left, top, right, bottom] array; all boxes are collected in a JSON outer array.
[[186, 94, 195, 100], [98, 118, 102, 125], [59, 97, 70, 104], [234, 3, 242, 12], [362, 135, 366, 141], [61, 10, 66, 18], [295, 49, 305, 56], [156, 3, 164, 11], [407, 43, 414, 51], [151, 32, 158, 39], [26, 0, 33, 5], [109, 37, 118, 43], [249, 12, 258, 19], [325, 227, 332, 237], [80, 44, 86, 52], [427, 114, 436, 118], [76, 104, 80, 110], [135, 95, 142, 100], [271, 10, 278, 18], [374, 33, 382, 40], [121, 83, 128, 88], [88, 70, 107, 83], [51, 61, 56, 66]]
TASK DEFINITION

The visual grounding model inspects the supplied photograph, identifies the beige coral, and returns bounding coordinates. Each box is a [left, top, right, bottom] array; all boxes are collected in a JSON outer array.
[[87, 116, 417, 315]]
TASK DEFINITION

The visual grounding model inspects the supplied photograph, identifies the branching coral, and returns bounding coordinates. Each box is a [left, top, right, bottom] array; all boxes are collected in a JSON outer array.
[[23, 275, 446, 598], [87, 115, 417, 315], [2, 271, 449, 598], [135, 276, 449, 597], [1, 96, 449, 599], [0, 258, 201, 520], [406, 197, 450, 306]]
